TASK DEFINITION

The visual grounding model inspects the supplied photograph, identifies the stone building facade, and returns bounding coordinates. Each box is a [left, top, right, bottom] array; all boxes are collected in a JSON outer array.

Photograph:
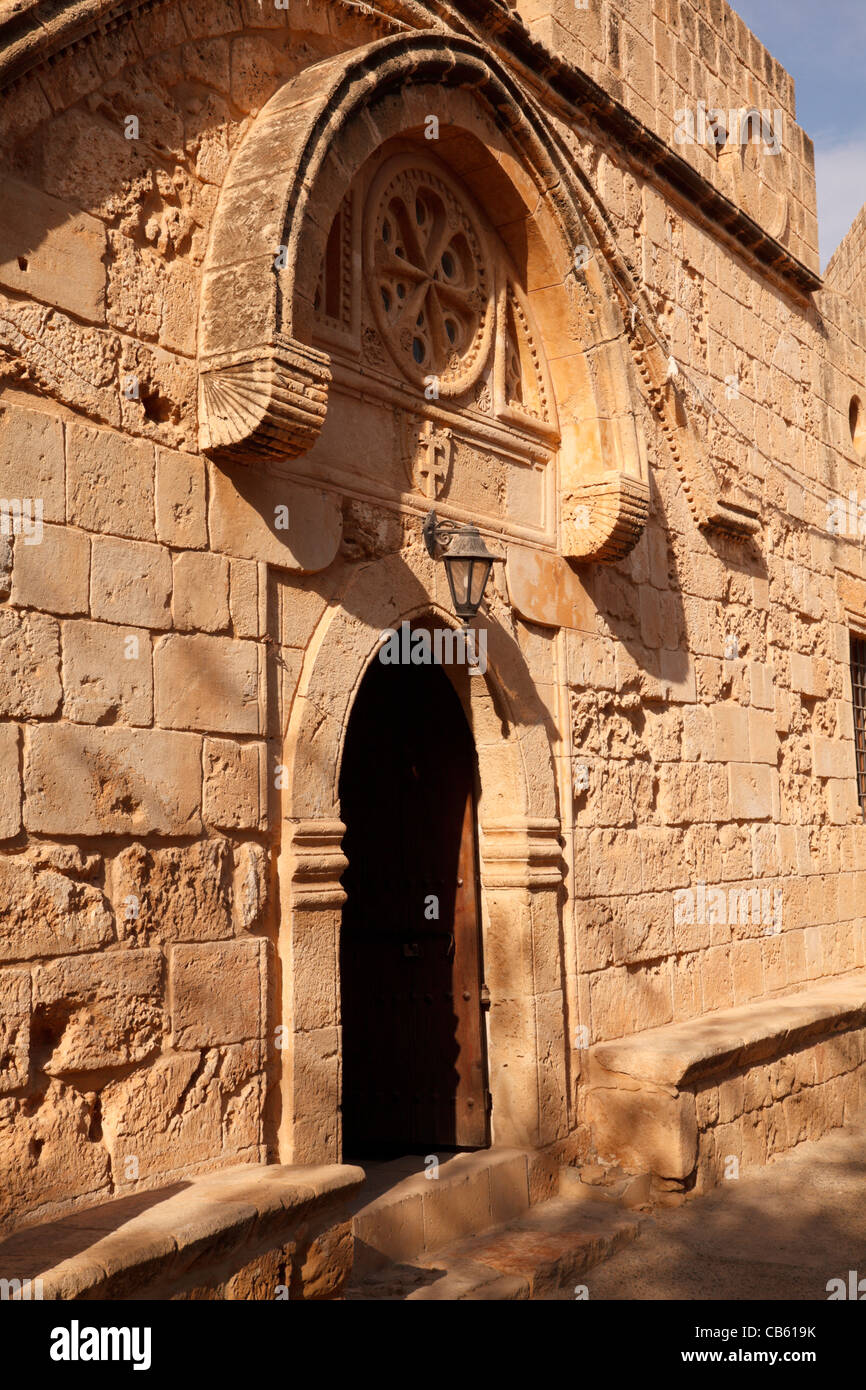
[[1, 0, 865, 1268]]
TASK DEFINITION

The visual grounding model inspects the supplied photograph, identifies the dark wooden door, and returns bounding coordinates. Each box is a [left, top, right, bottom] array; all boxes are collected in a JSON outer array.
[[339, 651, 488, 1157]]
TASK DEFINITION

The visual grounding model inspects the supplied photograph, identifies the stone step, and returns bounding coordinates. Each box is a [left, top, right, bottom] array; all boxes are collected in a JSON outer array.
[[349, 1148, 555, 1276], [347, 1194, 646, 1300]]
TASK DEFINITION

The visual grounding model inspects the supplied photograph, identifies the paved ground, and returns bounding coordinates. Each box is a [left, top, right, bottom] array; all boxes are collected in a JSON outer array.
[[551, 1112, 866, 1300]]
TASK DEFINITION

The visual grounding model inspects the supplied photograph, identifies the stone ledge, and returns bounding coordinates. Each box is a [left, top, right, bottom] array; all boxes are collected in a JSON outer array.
[[587, 972, 866, 1189], [0, 1162, 365, 1301], [591, 971, 866, 1089]]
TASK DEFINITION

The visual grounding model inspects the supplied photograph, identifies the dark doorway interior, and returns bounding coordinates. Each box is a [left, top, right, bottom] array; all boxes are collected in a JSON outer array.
[[339, 646, 489, 1158]]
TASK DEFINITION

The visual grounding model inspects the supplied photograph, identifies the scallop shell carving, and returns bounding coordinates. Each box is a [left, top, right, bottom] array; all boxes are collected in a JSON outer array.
[[199, 340, 331, 464], [564, 475, 650, 562]]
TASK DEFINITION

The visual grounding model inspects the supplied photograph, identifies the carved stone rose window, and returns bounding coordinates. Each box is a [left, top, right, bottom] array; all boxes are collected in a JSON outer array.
[[313, 148, 557, 448], [364, 156, 495, 397]]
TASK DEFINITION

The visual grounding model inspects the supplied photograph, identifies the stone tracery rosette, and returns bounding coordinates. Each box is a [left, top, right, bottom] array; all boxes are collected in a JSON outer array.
[[363, 155, 496, 398]]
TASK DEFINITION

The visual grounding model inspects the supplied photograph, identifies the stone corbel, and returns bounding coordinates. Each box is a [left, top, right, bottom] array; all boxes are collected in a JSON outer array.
[[563, 474, 651, 562], [198, 337, 331, 467]]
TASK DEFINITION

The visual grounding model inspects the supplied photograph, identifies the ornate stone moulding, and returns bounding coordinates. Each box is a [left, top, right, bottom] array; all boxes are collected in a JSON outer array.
[[287, 819, 349, 910], [363, 153, 496, 399], [479, 817, 564, 890], [564, 474, 652, 563], [196, 32, 575, 469], [627, 322, 762, 540], [198, 338, 331, 466]]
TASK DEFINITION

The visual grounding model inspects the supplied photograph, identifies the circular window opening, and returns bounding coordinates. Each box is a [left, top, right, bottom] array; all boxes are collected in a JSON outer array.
[[850, 396, 866, 457]]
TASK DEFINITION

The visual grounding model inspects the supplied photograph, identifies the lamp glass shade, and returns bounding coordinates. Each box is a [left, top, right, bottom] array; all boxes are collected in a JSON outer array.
[[442, 526, 495, 621]]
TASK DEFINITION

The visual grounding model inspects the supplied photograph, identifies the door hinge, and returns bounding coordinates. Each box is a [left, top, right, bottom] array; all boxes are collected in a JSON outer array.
[[485, 1088, 493, 1114]]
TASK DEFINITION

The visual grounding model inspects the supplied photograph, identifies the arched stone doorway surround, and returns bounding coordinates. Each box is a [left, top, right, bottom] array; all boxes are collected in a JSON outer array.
[[278, 546, 565, 1164]]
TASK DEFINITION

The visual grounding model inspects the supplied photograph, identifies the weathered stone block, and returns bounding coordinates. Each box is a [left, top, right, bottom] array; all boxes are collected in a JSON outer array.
[[298, 1219, 353, 1300], [173, 551, 230, 632], [11, 523, 89, 615], [203, 738, 266, 829], [750, 661, 775, 710], [101, 1052, 222, 1180], [0, 403, 65, 523], [34, 950, 163, 1073], [0, 723, 21, 840], [24, 725, 202, 836], [170, 940, 265, 1048], [790, 652, 827, 698], [90, 536, 172, 629], [0, 968, 30, 1092], [0, 853, 113, 962], [61, 620, 153, 726], [154, 634, 263, 734], [0, 176, 106, 321], [589, 1080, 698, 1180], [223, 1247, 284, 1300], [111, 839, 232, 944], [207, 462, 343, 572], [0, 1081, 111, 1233], [748, 708, 777, 764], [67, 423, 155, 541], [0, 608, 61, 717], [229, 559, 260, 638], [155, 447, 207, 549], [220, 1042, 264, 1153], [590, 960, 673, 1040], [712, 704, 750, 761], [659, 648, 697, 702], [232, 842, 269, 932], [812, 735, 852, 781], [728, 763, 773, 819]]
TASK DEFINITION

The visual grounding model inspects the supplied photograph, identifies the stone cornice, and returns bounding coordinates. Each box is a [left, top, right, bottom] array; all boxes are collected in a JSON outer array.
[[0, 0, 821, 298]]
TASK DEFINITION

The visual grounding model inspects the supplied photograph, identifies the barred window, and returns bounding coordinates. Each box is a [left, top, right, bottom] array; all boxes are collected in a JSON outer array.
[[852, 633, 866, 813]]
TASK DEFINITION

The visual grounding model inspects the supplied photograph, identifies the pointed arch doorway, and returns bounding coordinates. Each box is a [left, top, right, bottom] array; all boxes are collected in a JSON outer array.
[[338, 647, 489, 1159]]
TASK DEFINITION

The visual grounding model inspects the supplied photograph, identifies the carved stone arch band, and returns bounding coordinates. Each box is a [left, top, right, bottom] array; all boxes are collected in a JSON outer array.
[[198, 32, 663, 559]]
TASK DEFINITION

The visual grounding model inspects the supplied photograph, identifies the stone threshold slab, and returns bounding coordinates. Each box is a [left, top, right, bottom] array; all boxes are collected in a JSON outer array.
[[591, 970, 866, 1088]]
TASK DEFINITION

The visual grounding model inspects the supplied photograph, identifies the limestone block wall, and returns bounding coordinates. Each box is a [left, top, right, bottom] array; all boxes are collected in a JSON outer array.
[[692, 1029, 866, 1194], [557, 134, 866, 1111], [825, 205, 866, 316], [0, 398, 274, 1237], [0, 2, 389, 1234]]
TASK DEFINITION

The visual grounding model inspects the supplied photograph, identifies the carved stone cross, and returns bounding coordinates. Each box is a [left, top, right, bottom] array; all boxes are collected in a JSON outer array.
[[415, 419, 453, 499]]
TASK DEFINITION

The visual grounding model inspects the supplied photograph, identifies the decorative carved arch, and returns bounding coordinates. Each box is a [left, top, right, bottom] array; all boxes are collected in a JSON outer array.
[[199, 30, 656, 561], [199, 29, 757, 561]]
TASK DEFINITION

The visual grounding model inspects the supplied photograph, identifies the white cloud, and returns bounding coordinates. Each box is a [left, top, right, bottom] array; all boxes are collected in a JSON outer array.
[[814, 136, 866, 269]]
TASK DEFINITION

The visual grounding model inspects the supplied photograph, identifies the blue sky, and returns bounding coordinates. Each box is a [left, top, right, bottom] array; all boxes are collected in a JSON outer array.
[[732, 0, 866, 267]]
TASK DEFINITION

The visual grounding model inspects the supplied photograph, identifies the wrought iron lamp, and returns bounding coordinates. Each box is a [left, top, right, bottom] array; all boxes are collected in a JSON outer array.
[[423, 510, 504, 624]]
